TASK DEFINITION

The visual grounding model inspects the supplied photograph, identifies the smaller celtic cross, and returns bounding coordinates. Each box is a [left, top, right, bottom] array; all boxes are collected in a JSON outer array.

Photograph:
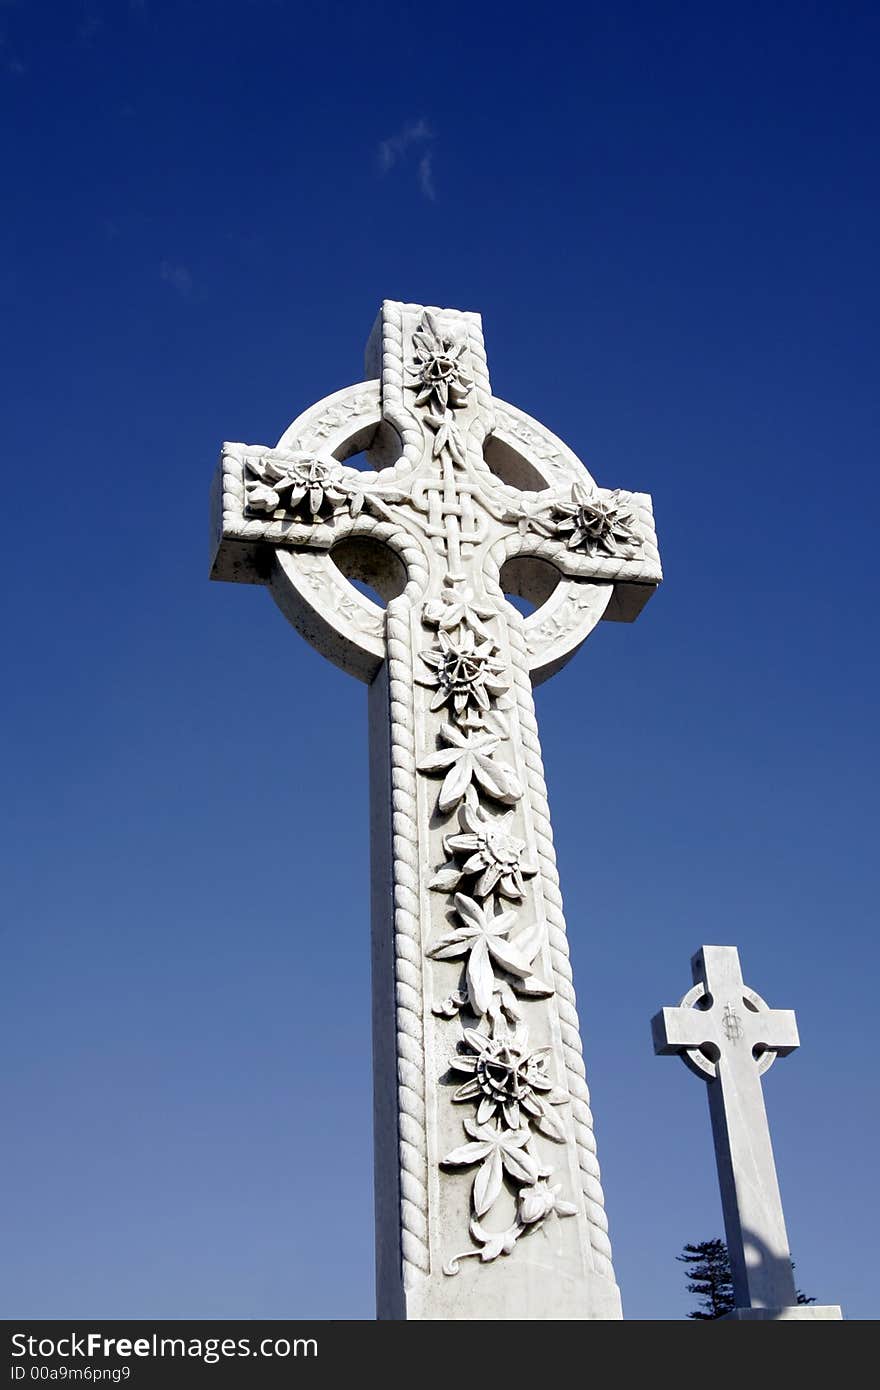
[[652, 946, 840, 1317]]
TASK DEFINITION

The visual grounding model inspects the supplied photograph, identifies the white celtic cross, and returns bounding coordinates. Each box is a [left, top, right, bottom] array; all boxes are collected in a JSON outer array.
[[210, 301, 661, 1320], [652, 945, 804, 1312]]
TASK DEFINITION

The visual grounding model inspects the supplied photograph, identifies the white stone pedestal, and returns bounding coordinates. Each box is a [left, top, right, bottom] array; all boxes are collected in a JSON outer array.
[[723, 1306, 843, 1320]]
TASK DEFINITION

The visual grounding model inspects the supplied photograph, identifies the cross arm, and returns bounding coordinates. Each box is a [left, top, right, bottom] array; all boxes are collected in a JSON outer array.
[[209, 438, 410, 586], [394, 380, 664, 624], [651, 1004, 716, 1056], [749, 1008, 799, 1057]]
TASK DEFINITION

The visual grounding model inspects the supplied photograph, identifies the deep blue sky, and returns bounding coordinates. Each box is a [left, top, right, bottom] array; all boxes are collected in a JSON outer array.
[[2, 1, 877, 1320]]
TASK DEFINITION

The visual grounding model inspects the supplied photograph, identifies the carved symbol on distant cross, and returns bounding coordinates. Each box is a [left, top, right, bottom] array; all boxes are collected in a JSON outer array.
[[652, 945, 801, 1312]]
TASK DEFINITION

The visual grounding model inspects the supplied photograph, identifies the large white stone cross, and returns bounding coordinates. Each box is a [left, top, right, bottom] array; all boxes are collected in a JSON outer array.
[[653, 946, 808, 1313], [210, 301, 662, 1320]]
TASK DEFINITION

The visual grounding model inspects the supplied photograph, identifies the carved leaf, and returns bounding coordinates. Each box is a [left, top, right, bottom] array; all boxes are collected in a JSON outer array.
[[534, 1103, 567, 1143], [472, 755, 523, 805], [438, 755, 476, 812], [428, 866, 462, 892], [453, 893, 484, 931], [499, 1143, 541, 1186], [417, 746, 462, 773], [442, 1140, 493, 1167], [466, 936, 495, 1018], [507, 920, 544, 966], [245, 483, 280, 512], [514, 974, 554, 997], [427, 933, 471, 961], [470, 1219, 520, 1262], [486, 937, 535, 980], [473, 1147, 504, 1217]]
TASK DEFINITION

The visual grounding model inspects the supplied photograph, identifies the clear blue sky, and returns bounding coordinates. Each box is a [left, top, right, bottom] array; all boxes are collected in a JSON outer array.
[[2, 0, 877, 1320]]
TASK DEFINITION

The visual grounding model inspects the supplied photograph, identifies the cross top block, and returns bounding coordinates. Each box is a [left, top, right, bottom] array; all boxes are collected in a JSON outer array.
[[210, 300, 662, 683], [652, 944, 800, 1081]]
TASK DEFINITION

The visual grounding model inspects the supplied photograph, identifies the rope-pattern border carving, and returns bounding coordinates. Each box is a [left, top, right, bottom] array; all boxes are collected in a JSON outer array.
[[464, 313, 495, 451], [379, 302, 430, 474], [386, 559, 432, 1283]]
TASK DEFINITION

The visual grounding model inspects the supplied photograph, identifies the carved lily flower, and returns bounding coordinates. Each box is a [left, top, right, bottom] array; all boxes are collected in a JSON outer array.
[[407, 311, 473, 414], [451, 1026, 568, 1135], [417, 724, 522, 812], [418, 629, 509, 719], [428, 893, 544, 1018], [517, 1180, 578, 1226], [442, 1118, 543, 1217], [422, 583, 496, 642], [245, 451, 363, 522], [554, 483, 637, 558], [432, 802, 538, 901]]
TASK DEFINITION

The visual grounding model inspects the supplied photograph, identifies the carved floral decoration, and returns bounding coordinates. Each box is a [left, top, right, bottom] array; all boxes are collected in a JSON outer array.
[[431, 802, 538, 901], [418, 629, 509, 723], [244, 451, 363, 523], [415, 563, 577, 1271], [408, 310, 473, 413], [417, 724, 522, 813], [423, 582, 495, 640], [451, 1026, 567, 1136], [407, 311, 472, 466], [555, 483, 638, 557], [506, 482, 640, 560], [427, 893, 549, 1019], [442, 1028, 575, 1274]]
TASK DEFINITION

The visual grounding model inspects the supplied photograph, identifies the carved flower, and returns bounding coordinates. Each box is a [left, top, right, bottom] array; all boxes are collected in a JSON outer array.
[[422, 583, 496, 642], [442, 1118, 544, 1217], [554, 483, 637, 558], [451, 1026, 568, 1135], [418, 629, 509, 719], [417, 724, 522, 812], [517, 1180, 578, 1225], [245, 451, 363, 521], [432, 802, 538, 901], [428, 893, 546, 1018], [407, 310, 473, 414]]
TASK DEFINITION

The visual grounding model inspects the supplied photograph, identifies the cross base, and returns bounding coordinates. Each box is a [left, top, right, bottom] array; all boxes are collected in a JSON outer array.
[[722, 1306, 843, 1321]]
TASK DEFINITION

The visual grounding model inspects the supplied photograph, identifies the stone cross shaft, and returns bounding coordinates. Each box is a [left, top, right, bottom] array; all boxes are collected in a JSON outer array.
[[210, 301, 661, 1321], [652, 945, 802, 1311]]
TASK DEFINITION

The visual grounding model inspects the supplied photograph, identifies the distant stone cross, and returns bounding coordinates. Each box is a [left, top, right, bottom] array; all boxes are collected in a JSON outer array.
[[210, 301, 661, 1320], [652, 946, 802, 1312]]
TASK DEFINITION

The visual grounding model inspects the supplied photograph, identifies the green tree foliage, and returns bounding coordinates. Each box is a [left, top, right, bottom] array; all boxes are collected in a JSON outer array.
[[678, 1239, 815, 1318], [678, 1239, 734, 1319]]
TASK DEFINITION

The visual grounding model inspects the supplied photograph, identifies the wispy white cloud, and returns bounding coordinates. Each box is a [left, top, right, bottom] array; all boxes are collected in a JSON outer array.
[[160, 261, 193, 296], [418, 152, 436, 202], [378, 118, 431, 172], [378, 119, 437, 199]]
